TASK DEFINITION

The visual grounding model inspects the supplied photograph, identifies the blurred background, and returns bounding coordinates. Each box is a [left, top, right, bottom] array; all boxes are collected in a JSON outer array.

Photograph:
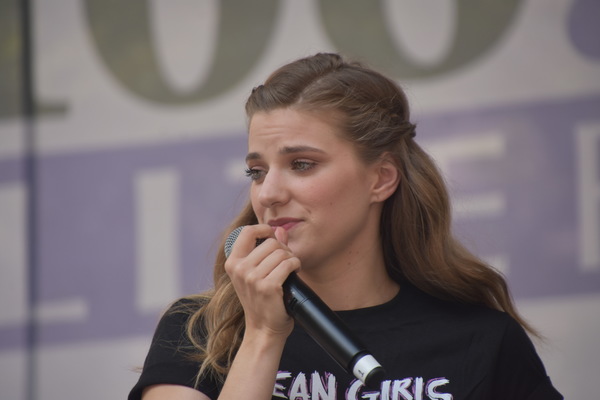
[[1, 0, 599, 398]]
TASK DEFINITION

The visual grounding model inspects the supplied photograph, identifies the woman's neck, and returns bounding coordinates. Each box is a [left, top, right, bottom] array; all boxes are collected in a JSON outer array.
[[297, 246, 399, 311]]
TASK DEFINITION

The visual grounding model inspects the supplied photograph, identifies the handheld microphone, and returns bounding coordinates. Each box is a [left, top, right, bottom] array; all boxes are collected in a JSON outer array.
[[224, 226, 385, 388]]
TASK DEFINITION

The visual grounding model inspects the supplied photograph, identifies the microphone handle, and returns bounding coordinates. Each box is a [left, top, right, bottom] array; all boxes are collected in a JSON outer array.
[[222, 227, 384, 386], [283, 273, 384, 386]]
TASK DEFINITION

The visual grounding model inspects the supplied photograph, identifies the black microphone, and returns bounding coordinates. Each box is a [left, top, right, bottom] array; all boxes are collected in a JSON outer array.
[[224, 226, 385, 388]]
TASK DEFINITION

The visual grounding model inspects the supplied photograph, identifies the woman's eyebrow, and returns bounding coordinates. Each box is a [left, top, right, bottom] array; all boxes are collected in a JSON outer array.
[[245, 146, 325, 162], [245, 152, 261, 162], [280, 145, 325, 155]]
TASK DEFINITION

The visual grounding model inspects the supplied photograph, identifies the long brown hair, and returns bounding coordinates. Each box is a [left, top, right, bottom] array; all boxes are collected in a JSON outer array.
[[184, 53, 537, 383]]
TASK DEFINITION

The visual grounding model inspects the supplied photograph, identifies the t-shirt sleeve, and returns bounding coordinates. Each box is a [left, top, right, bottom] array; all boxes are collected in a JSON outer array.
[[492, 317, 563, 400], [128, 299, 221, 400]]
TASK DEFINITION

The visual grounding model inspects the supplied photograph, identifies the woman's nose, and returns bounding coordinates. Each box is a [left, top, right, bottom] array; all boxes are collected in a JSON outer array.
[[257, 170, 288, 208]]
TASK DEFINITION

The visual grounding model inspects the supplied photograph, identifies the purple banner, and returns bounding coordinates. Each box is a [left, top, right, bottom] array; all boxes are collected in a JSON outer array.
[[0, 94, 598, 350]]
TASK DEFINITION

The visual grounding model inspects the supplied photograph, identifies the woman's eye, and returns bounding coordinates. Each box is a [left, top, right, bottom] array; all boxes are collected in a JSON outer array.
[[244, 168, 265, 181], [292, 160, 316, 172]]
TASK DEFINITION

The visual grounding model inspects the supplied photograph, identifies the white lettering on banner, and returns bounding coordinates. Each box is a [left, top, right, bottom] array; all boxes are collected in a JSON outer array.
[[0, 184, 28, 326], [423, 131, 509, 274], [484, 254, 509, 276], [453, 191, 505, 220], [0, 183, 90, 325], [226, 159, 249, 184], [422, 132, 506, 220], [577, 122, 600, 271], [34, 298, 89, 324], [134, 168, 181, 313]]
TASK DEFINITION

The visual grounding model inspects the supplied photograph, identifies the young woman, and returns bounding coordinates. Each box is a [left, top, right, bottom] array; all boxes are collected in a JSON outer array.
[[129, 53, 562, 400]]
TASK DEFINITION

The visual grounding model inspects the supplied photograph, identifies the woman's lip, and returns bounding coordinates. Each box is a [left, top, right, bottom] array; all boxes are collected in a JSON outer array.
[[268, 219, 301, 231]]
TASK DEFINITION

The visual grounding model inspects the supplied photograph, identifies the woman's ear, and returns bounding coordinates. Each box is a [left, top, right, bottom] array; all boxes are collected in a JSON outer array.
[[370, 153, 400, 203]]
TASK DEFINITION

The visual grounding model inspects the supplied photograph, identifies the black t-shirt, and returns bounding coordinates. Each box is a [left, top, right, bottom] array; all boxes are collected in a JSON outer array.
[[129, 283, 563, 399]]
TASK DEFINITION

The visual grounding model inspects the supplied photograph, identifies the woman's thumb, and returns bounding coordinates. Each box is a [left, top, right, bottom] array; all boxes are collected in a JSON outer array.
[[274, 226, 288, 245]]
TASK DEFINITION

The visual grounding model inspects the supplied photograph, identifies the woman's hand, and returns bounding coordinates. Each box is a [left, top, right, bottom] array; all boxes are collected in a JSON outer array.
[[224, 224, 300, 339], [218, 224, 301, 399]]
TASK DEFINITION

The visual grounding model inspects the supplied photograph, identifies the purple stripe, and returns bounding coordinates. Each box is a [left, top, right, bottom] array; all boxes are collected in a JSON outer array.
[[0, 95, 599, 349]]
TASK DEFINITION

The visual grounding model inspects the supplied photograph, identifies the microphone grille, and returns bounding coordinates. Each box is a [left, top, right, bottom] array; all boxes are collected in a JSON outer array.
[[224, 226, 245, 258], [224, 226, 269, 258]]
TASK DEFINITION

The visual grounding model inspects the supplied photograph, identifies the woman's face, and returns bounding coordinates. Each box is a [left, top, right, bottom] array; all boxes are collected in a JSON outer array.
[[247, 108, 384, 270]]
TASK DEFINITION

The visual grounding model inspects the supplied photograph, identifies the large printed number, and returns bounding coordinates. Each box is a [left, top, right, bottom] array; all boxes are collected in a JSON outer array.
[[0, 0, 65, 118], [318, 0, 522, 78], [83, 0, 520, 104], [0, 0, 522, 116], [83, 0, 280, 104]]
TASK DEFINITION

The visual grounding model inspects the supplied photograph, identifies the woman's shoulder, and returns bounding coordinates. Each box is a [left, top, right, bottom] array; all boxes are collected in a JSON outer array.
[[166, 295, 208, 316], [339, 281, 514, 336], [128, 296, 214, 400], [391, 282, 517, 331], [149, 295, 209, 345]]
